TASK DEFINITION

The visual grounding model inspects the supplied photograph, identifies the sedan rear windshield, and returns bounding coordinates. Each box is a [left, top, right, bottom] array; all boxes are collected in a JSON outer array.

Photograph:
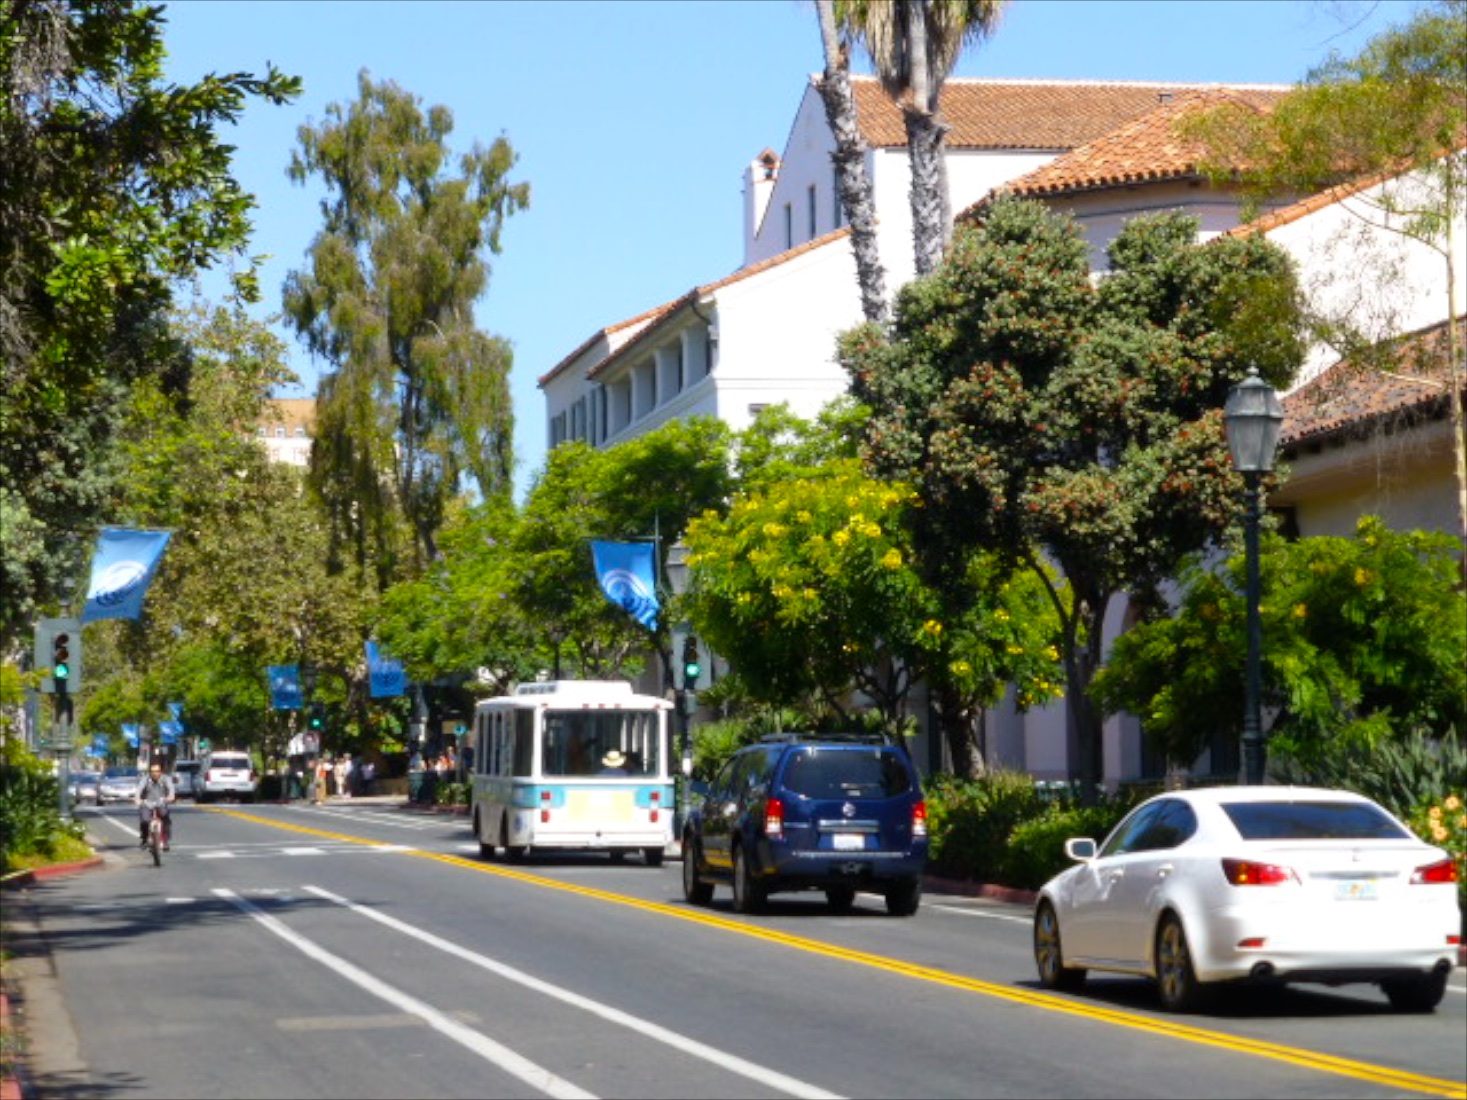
[[1222, 800, 1411, 841], [780, 748, 912, 799]]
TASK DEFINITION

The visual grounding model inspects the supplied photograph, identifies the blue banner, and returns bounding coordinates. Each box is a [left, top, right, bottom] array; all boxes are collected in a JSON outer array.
[[168, 701, 183, 721], [81, 528, 172, 623], [92, 735, 110, 756], [122, 723, 140, 748], [365, 640, 407, 698], [267, 665, 303, 710], [590, 540, 659, 632], [158, 720, 181, 745]]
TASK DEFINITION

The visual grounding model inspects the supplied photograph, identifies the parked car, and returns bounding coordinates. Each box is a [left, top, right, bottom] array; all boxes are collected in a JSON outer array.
[[196, 751, 257, 803], [171, 760, 201, 800], [97, 766, 140, 805], [68, 770, 101, 806], [681, 733, 928, 916], [1033, 786, 1461, 1014]]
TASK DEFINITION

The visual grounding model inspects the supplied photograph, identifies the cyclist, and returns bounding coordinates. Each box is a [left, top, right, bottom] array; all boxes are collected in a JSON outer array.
[[134, 761, 177, 851]]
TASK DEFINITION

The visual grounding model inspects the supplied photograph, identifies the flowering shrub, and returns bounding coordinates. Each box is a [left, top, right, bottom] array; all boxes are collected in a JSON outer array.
[[1408, 793, 1466, 911]]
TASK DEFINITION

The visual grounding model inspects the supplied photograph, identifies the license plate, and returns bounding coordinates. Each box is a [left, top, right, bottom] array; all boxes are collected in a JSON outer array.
[[1334, 880, 1378, 901], [831, 833, 865, 851]]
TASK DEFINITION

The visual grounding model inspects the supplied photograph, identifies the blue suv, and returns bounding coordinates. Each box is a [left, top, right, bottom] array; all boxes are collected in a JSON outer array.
[[681, 734, 929, 916]]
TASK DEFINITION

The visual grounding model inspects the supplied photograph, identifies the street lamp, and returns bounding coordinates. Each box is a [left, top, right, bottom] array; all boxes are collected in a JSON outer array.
[[1224, 368, 1284, 786], [664, 541, 693, 778]]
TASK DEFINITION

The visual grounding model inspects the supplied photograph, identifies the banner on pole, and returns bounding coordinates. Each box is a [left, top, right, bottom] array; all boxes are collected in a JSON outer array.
[[366, 640, 407, 698], [81, 528, 172, 623], [590, 540, 659, 632], [267, 665, 303, 710]]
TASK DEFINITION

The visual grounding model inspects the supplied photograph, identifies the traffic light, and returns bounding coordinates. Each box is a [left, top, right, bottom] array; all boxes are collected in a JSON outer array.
[[682, 635, 701, 689], [53, 631, 72, 685], [308, 703, 325, 731], [33, 617, 81, 694]]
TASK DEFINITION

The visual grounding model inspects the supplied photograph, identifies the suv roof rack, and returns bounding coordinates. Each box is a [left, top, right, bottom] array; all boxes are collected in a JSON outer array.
[[757, 732, 891, 745]]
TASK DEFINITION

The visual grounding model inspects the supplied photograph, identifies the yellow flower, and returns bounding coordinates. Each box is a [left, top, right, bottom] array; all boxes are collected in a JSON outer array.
[[1354, 567, 1371, 586], [863, 523, 882, 538], [1444, 795, 1461, 812], [1429, 806, 1442, 820], [796, 511, 812, 524], [1007, 645, 1023, 655], [922, 619, 943, 636], [1432, 825, 1449, 842], [1292, 603, 1307, 619], [832, 530, 851, 547], [1044, 646, 1059, 661], [993, 608, 1010, 622], [881, 548, 903, 570], [950, 660, 971, 676]]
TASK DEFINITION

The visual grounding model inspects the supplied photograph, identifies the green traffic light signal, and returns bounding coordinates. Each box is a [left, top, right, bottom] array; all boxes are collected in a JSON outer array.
[[681, 635, 701, 688], [53, 633, 71, 683]]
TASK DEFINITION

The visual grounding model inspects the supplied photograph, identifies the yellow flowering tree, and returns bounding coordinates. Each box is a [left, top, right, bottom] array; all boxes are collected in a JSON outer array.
[[685, 456, 1061, 758]]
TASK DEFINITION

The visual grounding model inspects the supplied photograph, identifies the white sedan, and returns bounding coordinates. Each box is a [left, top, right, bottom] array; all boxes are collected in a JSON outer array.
[[1033, 786, 1461, 1013]]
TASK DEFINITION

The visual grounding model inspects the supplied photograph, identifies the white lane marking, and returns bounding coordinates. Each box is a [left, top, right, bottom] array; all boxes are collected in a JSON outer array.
[[283, 847, 327, 856], [929, 903, 1030, 925], [213, 888, 595, 1100], [303, 884, 845, 1100]]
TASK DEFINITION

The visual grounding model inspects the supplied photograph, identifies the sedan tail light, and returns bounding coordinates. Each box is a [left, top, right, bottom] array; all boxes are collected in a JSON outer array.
[[764, 797, 785, 839], [1221, 858, 1297, 886], [1410, 858, 1459, 885], [912, 800, 928, 839]]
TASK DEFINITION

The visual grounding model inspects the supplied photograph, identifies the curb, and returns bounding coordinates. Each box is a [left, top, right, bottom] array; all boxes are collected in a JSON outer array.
[[0, 857, 104, 892]]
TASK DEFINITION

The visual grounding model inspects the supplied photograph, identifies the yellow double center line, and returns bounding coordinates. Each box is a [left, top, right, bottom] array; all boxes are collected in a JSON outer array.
[[212, 807, 1467, 1099]]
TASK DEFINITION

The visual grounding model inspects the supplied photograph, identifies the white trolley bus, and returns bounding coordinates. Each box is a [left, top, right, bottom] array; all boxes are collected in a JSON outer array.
[[468, 680, 675, 865]]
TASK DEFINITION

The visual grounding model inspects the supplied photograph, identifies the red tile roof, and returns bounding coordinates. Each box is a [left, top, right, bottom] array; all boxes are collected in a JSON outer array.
[[974, 88, 1285, 204], [845, 76, 1288, 151], [1281, 317, 1461, 450]]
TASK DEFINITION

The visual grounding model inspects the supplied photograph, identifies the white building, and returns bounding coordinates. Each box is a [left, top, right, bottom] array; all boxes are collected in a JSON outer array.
[[254, 398, 315, 468], [539, 75, 1462, 786]]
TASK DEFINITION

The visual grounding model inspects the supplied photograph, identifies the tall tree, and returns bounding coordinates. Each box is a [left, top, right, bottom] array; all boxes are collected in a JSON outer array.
[[842, 198, 1305, 794], [836, 0, 1005, 275], [283, 70, 529, 585], [1183, 0, 1466, 559], [0, 0, 299, 647], [814, 0, 889, 324]]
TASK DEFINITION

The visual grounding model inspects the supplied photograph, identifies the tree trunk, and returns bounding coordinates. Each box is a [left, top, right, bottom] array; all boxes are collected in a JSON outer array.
[[934, 676, 986, 779], [905, 108, 948, 276], [815, 0, 888, 325]]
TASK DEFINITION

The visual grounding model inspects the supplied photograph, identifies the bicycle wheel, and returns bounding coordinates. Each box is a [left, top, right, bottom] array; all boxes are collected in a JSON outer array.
[[150, 818, 162, 867]]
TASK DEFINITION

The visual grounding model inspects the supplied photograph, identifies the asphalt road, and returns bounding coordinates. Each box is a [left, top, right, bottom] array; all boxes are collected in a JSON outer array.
[[6, 798, 1464, 1100]]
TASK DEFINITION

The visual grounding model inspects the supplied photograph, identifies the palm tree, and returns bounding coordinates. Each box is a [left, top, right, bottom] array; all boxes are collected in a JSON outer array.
[[815, 0, 889, 324], [839, 0, 1005, 275]]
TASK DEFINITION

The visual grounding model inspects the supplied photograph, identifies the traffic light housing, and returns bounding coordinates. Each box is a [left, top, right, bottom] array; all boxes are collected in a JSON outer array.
[[682, 635, 701, 689], [33, 617, 82, 694], [308, 703, 325, 731]]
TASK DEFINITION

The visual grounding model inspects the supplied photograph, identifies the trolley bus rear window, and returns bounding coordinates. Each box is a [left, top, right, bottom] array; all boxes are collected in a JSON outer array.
[[541, 709, 661, 777]]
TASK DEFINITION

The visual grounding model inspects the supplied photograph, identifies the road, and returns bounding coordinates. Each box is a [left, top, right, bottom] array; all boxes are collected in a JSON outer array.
[[7, 798, 1464, 1100]]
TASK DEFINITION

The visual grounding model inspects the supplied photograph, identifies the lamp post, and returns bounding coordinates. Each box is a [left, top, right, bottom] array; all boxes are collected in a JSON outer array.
[[1223, 368, 1284, 786], [664, 540, 693, 778]]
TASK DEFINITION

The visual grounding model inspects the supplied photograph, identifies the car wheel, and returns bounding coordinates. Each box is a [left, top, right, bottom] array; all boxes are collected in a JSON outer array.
[[732, 844, 766, 914], [1155, 913, 1207, 1013], [824, 886, 857, 913], [1033, 900, 1087, 992], [1382, 971, 1448, 1013], [885, 877, 921, 917], [642, 847, 664, 867], [682, 838, 714, 906]]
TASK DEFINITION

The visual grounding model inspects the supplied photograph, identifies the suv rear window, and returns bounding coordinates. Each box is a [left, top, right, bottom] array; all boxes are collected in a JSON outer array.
[[779, 748, 912, 799], [1221, 800, 1410, 841], [209, 756, 250, 770]]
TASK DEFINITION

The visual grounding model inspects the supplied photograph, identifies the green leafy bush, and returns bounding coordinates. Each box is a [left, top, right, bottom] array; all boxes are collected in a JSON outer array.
[[924, 770, 1044, 882], [1, 742, 88, 874], [1271, 730, 1467, 822], [1001, 802, 1134, 889]]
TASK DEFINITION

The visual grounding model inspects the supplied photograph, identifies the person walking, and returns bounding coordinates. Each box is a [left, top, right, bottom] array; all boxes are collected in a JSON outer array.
[[333, 755, 349, 800], [314, 756, 329, 805]]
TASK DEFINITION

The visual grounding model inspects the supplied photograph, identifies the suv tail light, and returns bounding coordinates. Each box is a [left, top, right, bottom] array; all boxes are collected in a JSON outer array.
[[1221, 858, 1297, 886], [1411, 858, 1459, 885], [764, 797, 785, 839], [912, 800, 928, 838]]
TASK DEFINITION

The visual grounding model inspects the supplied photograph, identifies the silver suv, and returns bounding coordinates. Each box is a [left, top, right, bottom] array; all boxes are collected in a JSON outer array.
[[172, 760, 201, 800], [197, 751, 257, 803]]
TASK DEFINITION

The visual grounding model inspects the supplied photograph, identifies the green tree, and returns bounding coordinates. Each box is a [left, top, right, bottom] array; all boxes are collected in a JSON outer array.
[[0, 0, 300, 647], [834, 0, 1005, 275], [283, 70, 530, 585], [1091, 517, 1467, 774], [842, 197, 1306, 796], [1182, 0, 1467, 553]]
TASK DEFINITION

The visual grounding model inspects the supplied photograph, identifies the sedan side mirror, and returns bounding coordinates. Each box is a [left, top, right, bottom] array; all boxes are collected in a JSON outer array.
[[1064, 837, 1097, 862]]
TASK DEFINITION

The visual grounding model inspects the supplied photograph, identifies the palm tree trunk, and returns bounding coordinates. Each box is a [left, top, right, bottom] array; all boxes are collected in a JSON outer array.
[[816, 0, 889, 325]]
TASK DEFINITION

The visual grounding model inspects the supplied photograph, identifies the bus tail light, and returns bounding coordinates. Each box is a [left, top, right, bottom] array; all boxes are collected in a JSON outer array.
[[541, 788, 552, 823], [765, 797, 785, 839], [650, 790, 660, 823]]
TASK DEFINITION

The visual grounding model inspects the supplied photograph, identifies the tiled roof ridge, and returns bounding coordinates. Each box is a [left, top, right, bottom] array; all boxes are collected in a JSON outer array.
[[537, 299, 683, 387], [832, 74, 1289, 91], [1281, 314, 1463, 448], [1222, 165, 1405, 239], [976, 87, 1277, 203]]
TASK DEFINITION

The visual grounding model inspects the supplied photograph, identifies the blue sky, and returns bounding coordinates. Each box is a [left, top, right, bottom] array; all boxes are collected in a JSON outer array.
[[158, 0, 1425, 499]]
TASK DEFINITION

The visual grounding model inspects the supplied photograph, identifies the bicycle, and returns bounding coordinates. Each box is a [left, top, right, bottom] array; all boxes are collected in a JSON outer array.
[[144, 802, 168, 867]]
